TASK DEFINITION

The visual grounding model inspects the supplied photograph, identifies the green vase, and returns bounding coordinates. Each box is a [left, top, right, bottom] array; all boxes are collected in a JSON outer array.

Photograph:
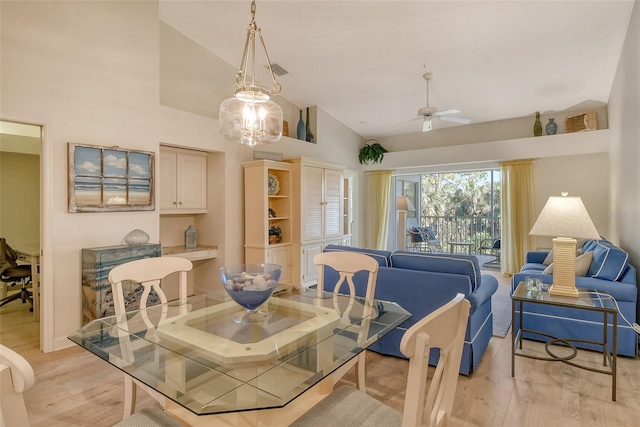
[[305, 108, 315, 143], [533, 112, 542, 137]]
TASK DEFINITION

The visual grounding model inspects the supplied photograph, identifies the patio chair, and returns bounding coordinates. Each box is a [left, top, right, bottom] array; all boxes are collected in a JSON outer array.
[[478, 238, 501, 263], [406, 218, 442, 253]]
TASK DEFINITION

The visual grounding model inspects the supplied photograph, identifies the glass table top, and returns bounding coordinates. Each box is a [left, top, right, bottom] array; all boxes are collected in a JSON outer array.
[[68, 288, 410, 416], [512, 282, 617, 312]]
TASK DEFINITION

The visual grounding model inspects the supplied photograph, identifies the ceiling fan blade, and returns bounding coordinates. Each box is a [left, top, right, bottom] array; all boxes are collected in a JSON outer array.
[[440, 116, 471, 124], [422, 116, 432, 132], [433, 109, 461, 116]]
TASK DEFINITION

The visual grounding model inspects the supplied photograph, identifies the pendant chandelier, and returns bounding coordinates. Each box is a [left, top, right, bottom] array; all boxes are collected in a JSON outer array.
[[219, 1, 283, 148]]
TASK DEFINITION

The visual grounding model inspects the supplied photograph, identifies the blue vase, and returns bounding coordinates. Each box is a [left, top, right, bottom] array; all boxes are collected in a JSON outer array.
[[297, 110, 306, 141], [545, 118, 557, 135]]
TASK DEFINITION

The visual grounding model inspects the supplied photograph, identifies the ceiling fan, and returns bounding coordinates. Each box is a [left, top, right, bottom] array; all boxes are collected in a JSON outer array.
[[416, 72, 471, 132]]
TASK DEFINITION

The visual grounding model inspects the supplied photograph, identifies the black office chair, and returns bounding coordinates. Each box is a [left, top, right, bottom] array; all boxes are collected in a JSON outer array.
[[0, 238, 33, 311]]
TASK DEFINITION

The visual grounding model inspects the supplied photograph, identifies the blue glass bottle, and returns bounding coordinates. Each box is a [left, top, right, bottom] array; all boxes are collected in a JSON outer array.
[[297, 110, 306, 141]]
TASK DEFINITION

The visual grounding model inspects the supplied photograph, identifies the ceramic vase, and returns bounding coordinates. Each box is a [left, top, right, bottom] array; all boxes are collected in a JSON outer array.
[[545, 118, 557, 135], [297, 110, 306, 141], [305, 108, 315, 143], [533, 112, 542, 137]]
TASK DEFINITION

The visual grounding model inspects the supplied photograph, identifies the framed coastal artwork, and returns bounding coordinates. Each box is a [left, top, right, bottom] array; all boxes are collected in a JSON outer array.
[[68, 143, 155, 213]]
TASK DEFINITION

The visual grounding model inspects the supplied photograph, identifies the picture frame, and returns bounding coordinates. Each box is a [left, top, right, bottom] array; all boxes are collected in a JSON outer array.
[[68, 143, 155, 213]]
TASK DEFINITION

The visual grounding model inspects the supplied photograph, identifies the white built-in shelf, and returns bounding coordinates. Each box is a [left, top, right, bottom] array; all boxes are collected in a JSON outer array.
[[365, 129, 610, 170], [162, 245, 217, 261]]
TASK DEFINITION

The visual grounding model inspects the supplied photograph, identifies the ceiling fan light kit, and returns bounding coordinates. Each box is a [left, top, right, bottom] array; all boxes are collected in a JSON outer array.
[[416, 72, 471, 132]]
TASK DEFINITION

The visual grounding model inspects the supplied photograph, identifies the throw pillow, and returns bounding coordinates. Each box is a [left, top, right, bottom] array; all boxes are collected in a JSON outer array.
[[587, 241, 629, 281], [410, 227, 425, 243], [542, 251, 594, 276], [543, 251, 553, 265], [421, 226, 437, 241]]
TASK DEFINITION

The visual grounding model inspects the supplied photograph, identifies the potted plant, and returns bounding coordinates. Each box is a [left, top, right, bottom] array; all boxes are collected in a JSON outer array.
[[358, 139, 388, 165]]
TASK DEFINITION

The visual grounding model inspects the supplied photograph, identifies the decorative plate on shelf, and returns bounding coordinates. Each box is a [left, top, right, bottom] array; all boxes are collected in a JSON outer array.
[[268, 173, 280, 195]]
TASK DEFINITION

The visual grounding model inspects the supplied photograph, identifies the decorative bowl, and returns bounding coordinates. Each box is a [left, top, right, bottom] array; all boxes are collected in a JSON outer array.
[[220, 263, 282, 323]]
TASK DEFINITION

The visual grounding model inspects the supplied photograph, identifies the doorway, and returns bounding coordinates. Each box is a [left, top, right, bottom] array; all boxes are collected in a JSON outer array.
[[0, 120, 42, 349]]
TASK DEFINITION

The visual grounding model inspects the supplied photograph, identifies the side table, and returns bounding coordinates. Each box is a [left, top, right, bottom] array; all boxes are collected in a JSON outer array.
[[511, 282, 618, 401], [449, 241, 473, 254]]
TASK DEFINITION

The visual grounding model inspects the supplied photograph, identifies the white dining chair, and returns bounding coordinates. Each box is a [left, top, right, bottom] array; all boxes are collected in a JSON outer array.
[[291, 293, 470, 427], [313, 251, 379, 392], [108, 256, 193, 421], [0, 344, 35, 427]]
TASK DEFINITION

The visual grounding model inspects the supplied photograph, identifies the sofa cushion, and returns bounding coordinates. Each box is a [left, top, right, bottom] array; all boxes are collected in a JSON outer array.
[[390, 251, 482, 291], [323, 244, 392, 267], [542, 251, 593, 276], [587, 241, 629, 281]]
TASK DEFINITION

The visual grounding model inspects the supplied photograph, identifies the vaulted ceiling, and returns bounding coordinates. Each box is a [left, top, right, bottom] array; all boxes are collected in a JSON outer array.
[[160, 1, 635, 139]]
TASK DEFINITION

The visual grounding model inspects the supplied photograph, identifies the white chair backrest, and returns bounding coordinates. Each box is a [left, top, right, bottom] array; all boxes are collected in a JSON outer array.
[[399, 293, 470, 427], [314, 251, 379, 300], [108, 257, 193, 316], [0, 344, 35, 427]]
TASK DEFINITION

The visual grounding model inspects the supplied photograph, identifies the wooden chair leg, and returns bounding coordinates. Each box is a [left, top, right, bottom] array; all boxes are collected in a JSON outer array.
[[122, 374, 137, 419], [355, 351, 366, 392]]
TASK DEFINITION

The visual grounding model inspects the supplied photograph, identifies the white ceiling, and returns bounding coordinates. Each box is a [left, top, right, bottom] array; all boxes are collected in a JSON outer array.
[[160, 0, 635, 139]]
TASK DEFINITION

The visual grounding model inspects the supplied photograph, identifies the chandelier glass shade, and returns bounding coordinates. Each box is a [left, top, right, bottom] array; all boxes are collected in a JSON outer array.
[[219, 1, 283, 148]]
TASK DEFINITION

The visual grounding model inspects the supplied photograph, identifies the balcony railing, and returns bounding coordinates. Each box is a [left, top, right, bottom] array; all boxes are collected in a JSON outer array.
[[416, 215, 500, 254]]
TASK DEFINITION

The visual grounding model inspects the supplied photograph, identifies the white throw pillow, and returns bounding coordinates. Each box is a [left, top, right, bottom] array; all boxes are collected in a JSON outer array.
[[543, 251, 593, 276]]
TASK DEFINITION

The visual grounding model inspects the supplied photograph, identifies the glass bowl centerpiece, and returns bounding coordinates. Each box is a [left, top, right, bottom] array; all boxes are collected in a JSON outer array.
[[220, 263, 282, 323]]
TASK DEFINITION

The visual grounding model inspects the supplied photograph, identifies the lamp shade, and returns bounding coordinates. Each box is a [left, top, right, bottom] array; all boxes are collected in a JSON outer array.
[[396, 196, 415, 211], [529, 195, 599, 239]]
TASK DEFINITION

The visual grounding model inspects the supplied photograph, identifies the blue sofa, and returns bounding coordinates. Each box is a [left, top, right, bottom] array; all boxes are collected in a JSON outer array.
[[322, 245, 499, 375], [513, 239, 638, 356]]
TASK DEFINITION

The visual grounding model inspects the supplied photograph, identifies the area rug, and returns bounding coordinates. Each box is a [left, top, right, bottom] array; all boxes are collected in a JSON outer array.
[[492, 284, 512, 337]]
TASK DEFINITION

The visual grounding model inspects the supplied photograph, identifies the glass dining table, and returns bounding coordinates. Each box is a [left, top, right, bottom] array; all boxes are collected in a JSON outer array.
[[68, 287, 410, 426]]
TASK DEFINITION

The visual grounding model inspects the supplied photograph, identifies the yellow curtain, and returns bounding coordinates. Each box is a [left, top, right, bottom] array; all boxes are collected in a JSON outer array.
[[367, 170, 392, 249], [500, 160, 535, 275]]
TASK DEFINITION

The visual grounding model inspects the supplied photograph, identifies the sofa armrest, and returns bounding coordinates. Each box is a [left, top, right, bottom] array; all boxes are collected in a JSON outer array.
[[526, 251, 549, 264], [469, 274, 499, 312]]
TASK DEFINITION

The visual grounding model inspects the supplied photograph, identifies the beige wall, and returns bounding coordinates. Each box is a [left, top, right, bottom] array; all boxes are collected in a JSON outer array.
[[0, 152, 40, 245], [0, 1, 362, 350], [532, 153, 610, 249], [608, 0, 640, 272]]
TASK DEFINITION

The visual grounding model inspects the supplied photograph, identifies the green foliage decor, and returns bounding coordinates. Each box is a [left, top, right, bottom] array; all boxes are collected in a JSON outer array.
[[358, 139, 388, 165]]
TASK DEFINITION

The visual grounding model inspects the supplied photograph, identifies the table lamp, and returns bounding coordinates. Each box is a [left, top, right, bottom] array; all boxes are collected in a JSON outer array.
[[529, 192, 600, 297], [396, 196, 415, 251]]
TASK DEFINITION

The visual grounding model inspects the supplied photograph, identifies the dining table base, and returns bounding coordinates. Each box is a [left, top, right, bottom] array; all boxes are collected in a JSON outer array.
[[166, 374, 336, 426]]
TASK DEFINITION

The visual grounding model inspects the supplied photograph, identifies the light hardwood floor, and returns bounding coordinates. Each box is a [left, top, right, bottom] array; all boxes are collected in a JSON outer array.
[[1, 273, 639, 427]]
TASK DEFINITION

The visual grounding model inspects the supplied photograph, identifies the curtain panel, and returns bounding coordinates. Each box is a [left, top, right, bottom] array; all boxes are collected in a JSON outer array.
[[367, 170, 393, 249], [500, 160, 535, 275]]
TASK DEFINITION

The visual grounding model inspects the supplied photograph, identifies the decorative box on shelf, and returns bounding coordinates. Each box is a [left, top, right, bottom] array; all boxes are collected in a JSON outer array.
[[565, 111, 597, 133], [81, 243, 161, 325]]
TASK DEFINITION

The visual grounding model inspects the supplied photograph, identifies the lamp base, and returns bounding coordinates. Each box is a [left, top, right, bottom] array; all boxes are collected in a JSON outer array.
[[549, 284, 580, 297], [549, 237, 580, 298]]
